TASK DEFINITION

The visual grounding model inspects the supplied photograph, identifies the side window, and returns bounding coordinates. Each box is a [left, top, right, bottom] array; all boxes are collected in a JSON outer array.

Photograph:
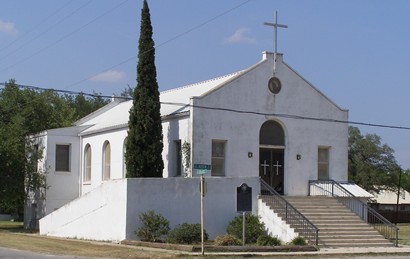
[[318, 147, 330, 180], [175, 140, 182, 177], [102, 141, 111, 180], [211, 140, 226, 176], [56, 144, 70, 172], [84, 144, 92, 183]]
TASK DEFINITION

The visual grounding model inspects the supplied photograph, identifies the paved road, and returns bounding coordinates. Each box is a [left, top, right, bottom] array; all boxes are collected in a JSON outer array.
[[0, 247, 86, 259]]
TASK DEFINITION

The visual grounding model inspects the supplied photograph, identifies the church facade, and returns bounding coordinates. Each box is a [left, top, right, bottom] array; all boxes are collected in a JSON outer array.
[[28, 52, 349, 240]]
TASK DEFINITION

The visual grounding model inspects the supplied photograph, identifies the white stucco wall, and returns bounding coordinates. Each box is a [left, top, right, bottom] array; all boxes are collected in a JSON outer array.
[[40, 177, 260, 241], [162, 116, 190, 177], [45, 128, 81, 213], [80, 115, 190, 194], [40, 179, 127, 241], [25, 127, 82, 228], [191, 53, 348, 195], [81, 128, 128, 194], [125, 177, 260, 239], [258, 199, 297, 243]]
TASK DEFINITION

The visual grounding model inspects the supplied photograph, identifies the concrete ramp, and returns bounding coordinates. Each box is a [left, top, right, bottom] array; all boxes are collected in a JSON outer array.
[[40, 179, 127, 241]]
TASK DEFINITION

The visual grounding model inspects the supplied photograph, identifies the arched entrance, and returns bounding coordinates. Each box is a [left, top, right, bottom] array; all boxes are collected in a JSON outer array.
[[259, 120, 285, 194]]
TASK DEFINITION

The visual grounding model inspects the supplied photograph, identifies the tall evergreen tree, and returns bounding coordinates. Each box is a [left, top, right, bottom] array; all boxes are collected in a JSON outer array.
[[126, 0, 163, 178]]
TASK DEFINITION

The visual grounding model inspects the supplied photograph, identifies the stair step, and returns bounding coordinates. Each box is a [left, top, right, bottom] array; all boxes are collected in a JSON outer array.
[[259, 195, 395, 248], [320, 242, 394, 248], [319, 233, 382, 237], [320, 238, 391, 243]]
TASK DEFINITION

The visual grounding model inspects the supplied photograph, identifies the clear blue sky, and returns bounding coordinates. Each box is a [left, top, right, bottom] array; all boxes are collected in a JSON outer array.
[[1, 0, 410, 169]]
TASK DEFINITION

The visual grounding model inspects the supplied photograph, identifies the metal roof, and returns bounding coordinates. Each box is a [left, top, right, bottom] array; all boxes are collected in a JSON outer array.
[[78, 71, 243, 135], [339, 183, 373, 198]]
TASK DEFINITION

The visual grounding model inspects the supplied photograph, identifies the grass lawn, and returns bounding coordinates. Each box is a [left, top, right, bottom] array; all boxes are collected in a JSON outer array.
[[0, 221, 181, 258], [0, 220, 23, 229], [1, 220, 409, 258], [398, 223, 410, 245]]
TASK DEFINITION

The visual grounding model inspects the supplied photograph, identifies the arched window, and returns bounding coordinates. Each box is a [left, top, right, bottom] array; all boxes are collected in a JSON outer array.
[[84, 144, 92, 183], [123, 138, 127, 178], [259, 120, 285, 146], [102, 141, 111, 180]]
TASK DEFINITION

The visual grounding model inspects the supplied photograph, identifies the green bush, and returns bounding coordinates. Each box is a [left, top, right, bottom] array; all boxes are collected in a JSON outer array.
[[135, 210, 170, 242], [214, 234, 242, 246], [167, 223, 208, 244], [226, 213, 266, 244], [256, 235, 281, 246], [291, 236, 307, 246]]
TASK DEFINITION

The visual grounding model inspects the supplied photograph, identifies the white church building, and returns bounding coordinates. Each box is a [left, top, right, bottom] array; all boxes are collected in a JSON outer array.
[[27, 51, 352, 242]]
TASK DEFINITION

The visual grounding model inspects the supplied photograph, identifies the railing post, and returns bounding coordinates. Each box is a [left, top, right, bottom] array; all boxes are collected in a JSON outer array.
[[285, 203, 288, 219], [331, 181, 334, 196]]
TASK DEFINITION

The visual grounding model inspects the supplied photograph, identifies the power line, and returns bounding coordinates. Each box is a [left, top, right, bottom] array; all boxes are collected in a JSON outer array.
[[0, 0, 74, 54], [0, 0, 130, 73], [62, 0, 253, 90], [2, 82, 410, 131]]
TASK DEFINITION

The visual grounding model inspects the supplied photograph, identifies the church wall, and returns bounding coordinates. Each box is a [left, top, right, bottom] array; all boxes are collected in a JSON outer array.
[[125, 177, 260, 240], [40, 179, 127, 241], [81, 128, 128, 195], [161, 116, 190, 178], [258, 199, 297, 242], [80, 115, 190, 194], [191, 53, 348, 195], [40, 177, 259, 241], [44, 129, 81, 214]]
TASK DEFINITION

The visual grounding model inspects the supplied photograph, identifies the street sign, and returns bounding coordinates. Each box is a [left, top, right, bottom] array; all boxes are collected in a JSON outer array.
[[194, 164, 211, 170], [194, 164, 211, 175]]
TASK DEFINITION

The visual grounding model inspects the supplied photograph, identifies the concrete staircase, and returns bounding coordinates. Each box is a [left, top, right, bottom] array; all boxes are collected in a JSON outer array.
[[283, 196, 394, 248]]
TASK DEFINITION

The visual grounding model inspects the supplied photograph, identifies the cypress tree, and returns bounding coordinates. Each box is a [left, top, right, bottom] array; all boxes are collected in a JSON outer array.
[[126, 0, 163, 177]]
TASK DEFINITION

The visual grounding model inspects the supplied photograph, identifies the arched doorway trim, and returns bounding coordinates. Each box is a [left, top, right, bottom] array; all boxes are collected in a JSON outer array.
[[259, 120, 286, 194]]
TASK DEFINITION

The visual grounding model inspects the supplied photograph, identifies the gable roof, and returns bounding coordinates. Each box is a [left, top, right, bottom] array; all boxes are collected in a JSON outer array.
[[76, 51, 346, 136], [77, 71, 243, 135]]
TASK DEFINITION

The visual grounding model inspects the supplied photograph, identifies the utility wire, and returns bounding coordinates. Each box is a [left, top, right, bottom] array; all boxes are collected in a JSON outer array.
[[0, 0, 76, 55], [0, 0, 130, 73], [62, 0, 253, 90], [1, 82, 410, 131]]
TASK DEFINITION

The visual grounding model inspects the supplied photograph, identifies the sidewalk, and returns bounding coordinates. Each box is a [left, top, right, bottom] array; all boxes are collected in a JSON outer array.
[[190, 245, 410, 257]]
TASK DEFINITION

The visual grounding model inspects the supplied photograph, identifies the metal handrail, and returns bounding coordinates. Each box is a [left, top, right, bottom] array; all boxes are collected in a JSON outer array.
[[309, 180, 399, 247], [260, 179, 319, 246]]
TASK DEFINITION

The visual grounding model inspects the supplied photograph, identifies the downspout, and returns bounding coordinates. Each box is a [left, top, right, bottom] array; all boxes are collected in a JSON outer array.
[[79, 134, 83, 197], [189, 97, 195, 177]]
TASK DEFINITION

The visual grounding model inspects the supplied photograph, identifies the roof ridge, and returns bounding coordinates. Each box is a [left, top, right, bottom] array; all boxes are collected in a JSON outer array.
[[160, 70, 243, 94]]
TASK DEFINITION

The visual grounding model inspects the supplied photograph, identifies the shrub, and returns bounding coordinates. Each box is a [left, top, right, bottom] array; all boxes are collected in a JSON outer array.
[[135, 210, 170, 242], [256, 235, 281, 246], [214, 234, 242, 246], [167, 223, 208, 244], [291, 236, 307, 246], [226, 213, 266, 244]]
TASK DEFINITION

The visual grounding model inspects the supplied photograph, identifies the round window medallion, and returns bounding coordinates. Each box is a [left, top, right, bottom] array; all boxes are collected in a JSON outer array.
[[268, 77, 281, 94]]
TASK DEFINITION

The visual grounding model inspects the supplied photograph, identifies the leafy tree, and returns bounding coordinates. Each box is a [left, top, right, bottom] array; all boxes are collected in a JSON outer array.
[[119, 85, 134, 99], [0, 80, 108, 215], [348, 126, 401, 192], [399, 170, 410, 193], [126, 0, 163, 178], [0, 80, 74, 214], [63, 93, 109, 121]]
